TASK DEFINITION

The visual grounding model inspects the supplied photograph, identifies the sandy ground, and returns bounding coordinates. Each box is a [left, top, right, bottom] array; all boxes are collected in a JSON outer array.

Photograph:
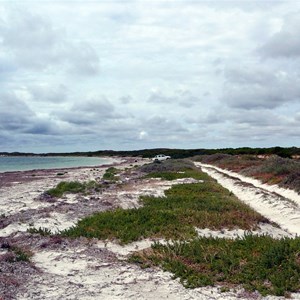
[[196, 162, 300, 236], [1, 158, 300, 299]]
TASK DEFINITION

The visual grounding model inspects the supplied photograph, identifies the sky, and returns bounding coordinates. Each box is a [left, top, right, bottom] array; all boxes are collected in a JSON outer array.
[[1, 0, 300, 153]]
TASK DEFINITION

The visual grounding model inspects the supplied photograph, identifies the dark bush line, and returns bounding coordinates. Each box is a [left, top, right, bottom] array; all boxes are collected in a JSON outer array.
[[2, 145, 299, 158]]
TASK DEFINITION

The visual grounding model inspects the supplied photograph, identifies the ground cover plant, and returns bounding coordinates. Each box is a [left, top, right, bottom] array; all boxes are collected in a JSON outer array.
[[29, 159, 300, 297], [139, 159, 197, 173], [195, 154, 300, 193], [130, 235, 300, 297], [61, 167, 266, 244], [46, 180, 103, 198], [102, 167, 119, 182], [194, 154, 263, 173]]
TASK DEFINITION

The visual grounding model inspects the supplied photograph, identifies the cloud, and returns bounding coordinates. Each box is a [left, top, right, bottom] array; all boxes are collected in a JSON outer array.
[[54, 96, 118, 128], [30, 84, 68, 103], [258, 13, 300, 58], [0, 92, 35, 131], [138, 130, 148, 140], [0, 1, 300, 152], [147, 89, 201, 106], [0, 91, 62, 136], [0, 7, 100, 75], [67, 43, 100, 75], [222, 65, 300, 109]]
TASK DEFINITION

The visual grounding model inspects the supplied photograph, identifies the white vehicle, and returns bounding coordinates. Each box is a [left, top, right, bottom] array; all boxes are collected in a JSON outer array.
[[152, 154, 171, 161]]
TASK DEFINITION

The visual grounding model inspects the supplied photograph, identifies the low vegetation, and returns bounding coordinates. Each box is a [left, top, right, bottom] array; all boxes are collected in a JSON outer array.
[[61, 168, 266, 244], [139, 159, 196, 173], [0, 244, 32, 263], [102, 167, 119, 182], [27, 227, 52, 236], [195, 154, 300, 193], [46, 180, 103, 198], [27, 159, 300, 296], [131, 235, 300, 297]]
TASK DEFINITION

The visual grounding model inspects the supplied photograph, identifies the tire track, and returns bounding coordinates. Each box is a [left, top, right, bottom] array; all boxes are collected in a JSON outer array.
[[195, 162, 300, 236]]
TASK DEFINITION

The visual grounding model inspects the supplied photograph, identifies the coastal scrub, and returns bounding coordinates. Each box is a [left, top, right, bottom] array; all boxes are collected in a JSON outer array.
[[61, 168, 266, 243]]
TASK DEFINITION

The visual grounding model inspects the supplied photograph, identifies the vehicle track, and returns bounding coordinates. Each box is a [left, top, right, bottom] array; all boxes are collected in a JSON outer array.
[[195, 162, 300, 236]]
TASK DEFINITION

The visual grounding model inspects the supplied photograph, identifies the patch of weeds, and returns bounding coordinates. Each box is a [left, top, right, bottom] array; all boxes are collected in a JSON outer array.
[[61, 170, 266, 243], [139, 159, 196, 174], [0, 246, 32, 263], [56, 172, 65, 176], [132, 235, 300, 297], [46, 180, 103, 198], [197, 154, 300, 193], [27, 227, 52, 236], [146, 169, 210, 181], [102, 167, 119, 182]]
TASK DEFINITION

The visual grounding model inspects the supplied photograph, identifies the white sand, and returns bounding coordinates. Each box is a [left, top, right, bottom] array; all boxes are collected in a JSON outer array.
[[198, 163, 300, 205], [0, 175, 203, 238], [195, 162, 300, 236], [19, 246, 246, 300], [17, 236, 300, 300]]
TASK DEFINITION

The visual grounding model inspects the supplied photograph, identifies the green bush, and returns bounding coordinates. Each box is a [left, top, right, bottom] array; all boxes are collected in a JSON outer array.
[[139, 159, 196, 174], [133, 235, 300, 296], [61, 170, 266, 243], [46, 180, 102, 197], [102, 167, 119, 181]]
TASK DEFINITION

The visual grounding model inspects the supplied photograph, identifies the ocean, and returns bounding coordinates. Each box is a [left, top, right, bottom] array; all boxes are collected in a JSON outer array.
[[0, 156, 115, 172]]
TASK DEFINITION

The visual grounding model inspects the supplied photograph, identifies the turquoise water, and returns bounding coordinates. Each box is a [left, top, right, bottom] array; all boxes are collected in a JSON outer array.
[[0, 156, 115, 172]]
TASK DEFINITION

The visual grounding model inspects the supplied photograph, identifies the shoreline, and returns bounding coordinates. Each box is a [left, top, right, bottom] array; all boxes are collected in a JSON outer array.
[[0, 156, 125, 174], [0, 156, 144, 188]]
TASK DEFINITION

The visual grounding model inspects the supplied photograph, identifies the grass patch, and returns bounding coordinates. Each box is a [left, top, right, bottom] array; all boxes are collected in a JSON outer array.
[[61, 170, 266, 244], [27, 227, 52, 236], [0, 245, 32, 263], [46, 180, 103, 198], [102, 167, 119, 182], [131, 235, 300, 296], [139, 159, 196, 174], [146, 169, 208, 181]]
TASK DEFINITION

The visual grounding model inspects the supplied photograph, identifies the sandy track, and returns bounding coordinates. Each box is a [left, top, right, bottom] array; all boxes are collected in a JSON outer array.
[[195, 162, 300, 236]]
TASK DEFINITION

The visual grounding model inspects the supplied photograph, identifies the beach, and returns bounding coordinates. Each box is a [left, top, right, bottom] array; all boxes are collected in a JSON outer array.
[[1, 158, 300, 299]]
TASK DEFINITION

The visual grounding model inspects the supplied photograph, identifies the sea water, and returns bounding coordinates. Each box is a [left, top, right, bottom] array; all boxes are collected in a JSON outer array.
[[0, 156, 115, 172]]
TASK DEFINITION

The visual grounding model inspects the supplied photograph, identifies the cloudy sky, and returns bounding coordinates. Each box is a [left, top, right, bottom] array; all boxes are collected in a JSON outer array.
[[1, 0, 300, 153]]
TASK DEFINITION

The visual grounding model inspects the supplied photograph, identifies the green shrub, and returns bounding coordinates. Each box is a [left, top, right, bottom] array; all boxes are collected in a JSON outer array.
[[133, 235, 300, 296], [139, 159, 196, 174], [102, 167, 119, 181], [61, 170, 266, 243], [46, 180, 102, 197], [146, 169, 210, 181], [27, 227, 52, 236]]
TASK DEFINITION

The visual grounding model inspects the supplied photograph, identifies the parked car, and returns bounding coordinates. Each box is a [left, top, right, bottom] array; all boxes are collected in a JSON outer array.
[[152, 154, 171, 161]]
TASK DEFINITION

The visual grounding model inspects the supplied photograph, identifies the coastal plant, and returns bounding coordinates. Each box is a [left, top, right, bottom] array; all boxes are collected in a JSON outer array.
[[196, 154, 300, 192], [0, 246, 32, 263], [145, 169, 209, 181], [61, 170, 266, 243], [130, 235, 300, 296], [46, 180, 103, 198], [102, 167, 119, 182], [27, 227, 52, 236], [139, 159, 196, 174]]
